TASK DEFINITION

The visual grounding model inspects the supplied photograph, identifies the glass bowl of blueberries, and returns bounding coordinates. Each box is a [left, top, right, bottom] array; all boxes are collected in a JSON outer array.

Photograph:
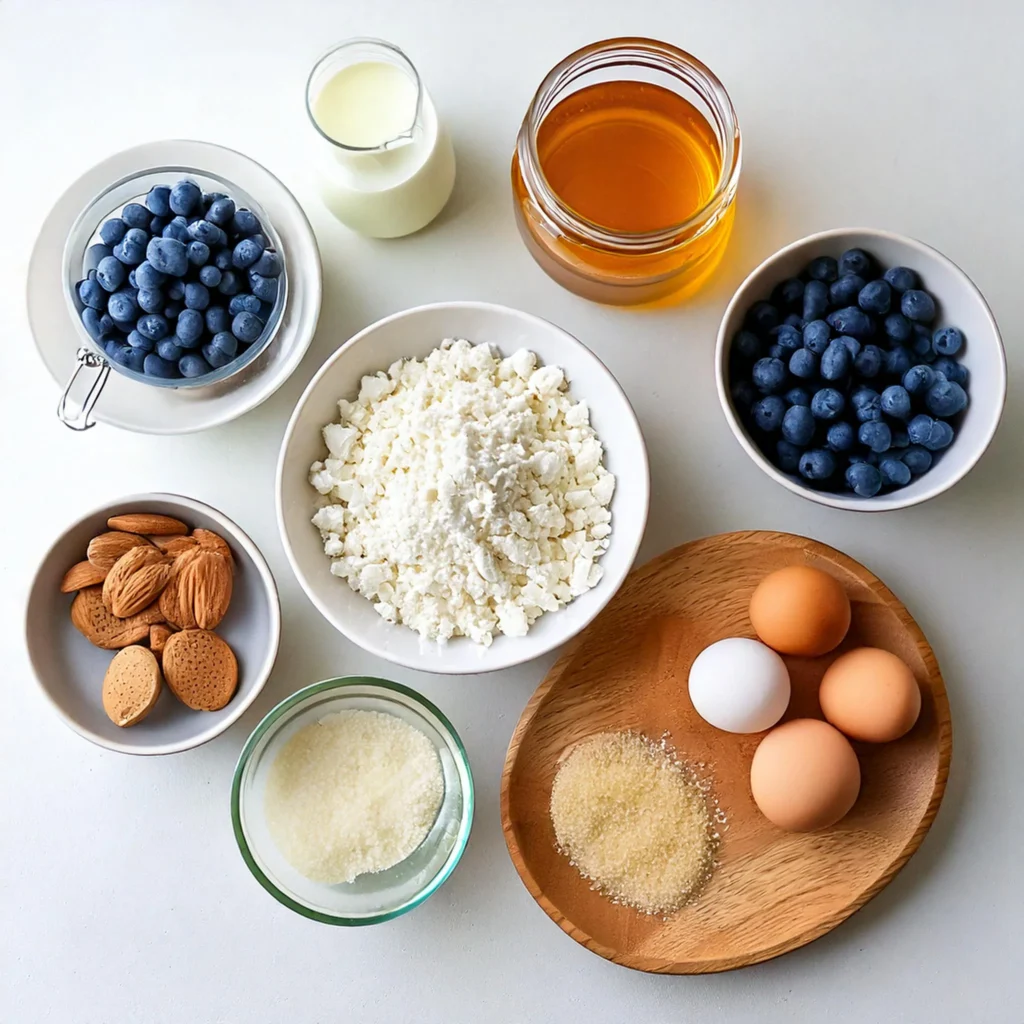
[[716, 228, 1006, 511], [63, 168, 287, 396]]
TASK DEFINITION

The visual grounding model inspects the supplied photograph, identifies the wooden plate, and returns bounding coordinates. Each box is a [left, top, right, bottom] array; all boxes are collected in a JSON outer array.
[[500, 531, 951, 974]]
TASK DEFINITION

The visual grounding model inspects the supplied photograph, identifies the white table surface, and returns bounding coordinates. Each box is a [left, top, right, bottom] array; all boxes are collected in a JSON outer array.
[[2, 1, 1021, 1020]]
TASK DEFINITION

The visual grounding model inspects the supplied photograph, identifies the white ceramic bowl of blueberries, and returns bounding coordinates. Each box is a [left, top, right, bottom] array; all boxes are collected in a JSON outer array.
[[716, 228, 1007, 511]]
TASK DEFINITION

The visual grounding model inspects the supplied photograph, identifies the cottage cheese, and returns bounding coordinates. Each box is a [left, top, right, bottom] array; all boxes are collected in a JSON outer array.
[[308, 339, 615, 645]]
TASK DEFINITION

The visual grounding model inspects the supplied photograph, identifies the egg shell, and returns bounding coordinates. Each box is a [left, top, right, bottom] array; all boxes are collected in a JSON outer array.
[[749, 565, 851, 657], [750, 718, 861, 831], [819, 647, 922, 743], [688, 637, 791, 734]]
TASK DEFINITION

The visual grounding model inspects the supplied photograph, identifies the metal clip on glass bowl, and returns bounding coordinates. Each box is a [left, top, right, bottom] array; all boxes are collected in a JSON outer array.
[[57, 346, 110, 431]]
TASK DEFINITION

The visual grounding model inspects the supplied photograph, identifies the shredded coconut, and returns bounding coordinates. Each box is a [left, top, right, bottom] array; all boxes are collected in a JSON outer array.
[[309, 339, 615, 645]]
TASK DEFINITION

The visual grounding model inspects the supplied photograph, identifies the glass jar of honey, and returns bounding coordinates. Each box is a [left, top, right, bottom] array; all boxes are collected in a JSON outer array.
[[512, 38, 741, 306]]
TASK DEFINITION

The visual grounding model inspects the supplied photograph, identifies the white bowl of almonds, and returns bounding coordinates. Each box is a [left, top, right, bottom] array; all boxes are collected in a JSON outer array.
[[26, 494, 281, 755]]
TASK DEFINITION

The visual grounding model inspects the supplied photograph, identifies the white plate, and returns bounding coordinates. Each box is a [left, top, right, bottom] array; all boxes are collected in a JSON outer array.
[[276, 301, 650, 675], [27, 140, 322, 434]]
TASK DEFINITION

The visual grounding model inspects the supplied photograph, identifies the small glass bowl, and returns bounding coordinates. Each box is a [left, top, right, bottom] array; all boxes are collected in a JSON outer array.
[[231, 677, 474, 925], [64, 165, 288, 390]]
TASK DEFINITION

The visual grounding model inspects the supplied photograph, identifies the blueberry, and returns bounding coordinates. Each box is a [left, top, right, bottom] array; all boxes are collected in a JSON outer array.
[[122, 203, 150, 229], [180, 353, 212, 378], [774, 439, 801, 472], [202, 342, 234, 369], [846, 461, 882, 497], [859, 420, 892, 453], [145, 185, 171, 217], [251, 249, 281, 277], [820, 338, 850, 380], [802, 319, 831, 354], [137, 287, 163, 313], [911, 326, 935, 361], [249, 271, 278, 303], [773, 277, 805, 309], [883, 312, 912, 343], [78, 278, 106, 310], [198, 265, 222, 288], [858, 279, 891, 315], [207, 197, 236, 227], [163, 300, 184, 320], [781, 405, 815, 446], [799, 449, 836, 481], [768, 345, 785, 360], [746, 301, 780, 334], [104, 339, 132, 367], [854, 344, 883, 378], [933, 357, 968, 386], [839, 334, 861, 359], [891, 429, 910, 449], [827, 306, 873, 338], [80, 306, 103, 340], [126, 329, 154, 352], [228, 293, 261, 316], [829, 274, 865, 307], [826, 420, 856, 452], [230, 209, 261, 237], [752, 357, 787, 394], [880, 384, 912, 419], [879, 456, 912, 488], [98, 313, 116, 335], [784, 314, 806, 330], [166, 279, 185, 301], [149, 215, 168, 235], [732, 330, 761, 361], [731, 380, 756, 410], [187, 241, 211, 266], [135, 260, 165, 289], [925, 419, 954, 451], [811, 387, 845, 420], [248, 233, 268, 252], [128, 269, 138, 288], [789, 348, 818, 379], [209, 329, 238, 358], [163, 216, 191, 243], [806, 256, 838, 283], [203, 191, 227, 208], [214, 248, 234, 271], [188, 219, 227, 247], [771, 324, 802, 351], [146, 237, 188, 277], [107, 288, 139, 322], [901, 289, 936, 323], [902, 446, 933, 475], [883, 266, 918, 293], [156, 338, 185, 362], [85, 243, 113, 271], [169, 180, 202, 216], [217, 270, 241, 296], [231, 310, 264, 343], [839, 248, 873, 277], [99, 218, 127, 246], [932, 326, 964, 356], [752, 396, 786, 432], [925, 379, 968, 418], [136, 313, 169, 341], [909, 414, 944, 448], [205, 306, 230, 334], [802, 280, 829, 322], [884, 346, 912, 378], [143, 353, 179, 378], [114, 228, 148, 265], [122, 345, 148, 372], [232, 237, 264, 269], [851, 387, 882, 422], [175, 308, 205, 346], [785, 386, 810, 407], [184, 282, 210, 311]]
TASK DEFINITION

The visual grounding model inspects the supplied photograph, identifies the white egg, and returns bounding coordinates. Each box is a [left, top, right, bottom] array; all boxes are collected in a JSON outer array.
[[687, 637, 791, 734]]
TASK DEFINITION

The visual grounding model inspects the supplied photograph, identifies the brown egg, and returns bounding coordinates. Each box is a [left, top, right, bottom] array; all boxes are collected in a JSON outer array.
[[750, 719, 861, 831], [749, 565, 851, 657], [819, 647, 921, 743]]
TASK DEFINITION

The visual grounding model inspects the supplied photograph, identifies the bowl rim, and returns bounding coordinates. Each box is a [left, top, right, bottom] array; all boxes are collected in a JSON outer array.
[[715, 227, 1008, 512], [275, 299, 651, 673], [25, 492, 282, 755], [230, 675, 475, 925]]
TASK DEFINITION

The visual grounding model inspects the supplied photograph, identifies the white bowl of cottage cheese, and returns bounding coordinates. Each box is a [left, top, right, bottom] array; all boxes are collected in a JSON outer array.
[[276, 302, 649, 674]]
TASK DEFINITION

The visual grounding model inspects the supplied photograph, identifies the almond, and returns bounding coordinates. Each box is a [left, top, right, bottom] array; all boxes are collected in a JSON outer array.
[[71, 587, 159, 649], [192, 528, 234, 571], [149, 623, 174, 661], [87, 531, 151, 572], [107, 513, 189, 536], [151, 534, 198, 557], [102, 645, 163, 727], [60, 560, 107, 593], [160, 549, 232, 630], [102, 546, 174, 618], [162, 629, 238, 711]]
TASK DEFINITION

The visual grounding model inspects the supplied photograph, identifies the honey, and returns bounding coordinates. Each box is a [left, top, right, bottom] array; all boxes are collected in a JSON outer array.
[[512, 39, 741, 306]]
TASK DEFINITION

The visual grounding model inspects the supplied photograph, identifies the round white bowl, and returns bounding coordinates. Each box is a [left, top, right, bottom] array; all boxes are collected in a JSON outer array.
[[26, 493, 281, 755], [277, 301, 650, 674], [716, 228, 1006, 511]]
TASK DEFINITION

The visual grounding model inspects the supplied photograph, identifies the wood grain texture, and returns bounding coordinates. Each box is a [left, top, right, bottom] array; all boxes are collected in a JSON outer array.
[[500, 531, 951, 974]]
